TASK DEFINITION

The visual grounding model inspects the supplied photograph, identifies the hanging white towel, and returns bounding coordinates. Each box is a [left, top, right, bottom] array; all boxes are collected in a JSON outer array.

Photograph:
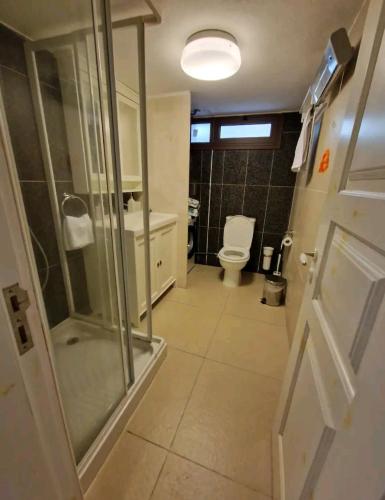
[[188, 206, 199, 217], [188, 197, 200, 209], [63, 214, 94, 251], [291, 108, 313, 172]]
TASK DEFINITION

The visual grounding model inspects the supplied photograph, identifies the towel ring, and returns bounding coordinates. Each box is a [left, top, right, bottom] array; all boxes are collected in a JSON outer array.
[[61, 193, 89, 217]]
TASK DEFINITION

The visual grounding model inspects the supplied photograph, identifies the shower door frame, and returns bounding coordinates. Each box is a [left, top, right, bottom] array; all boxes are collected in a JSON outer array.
[[24, 35, 136, 352], [21, 22, 138, 482], [0, 0, 162, 492], [23, 40, 135, 450], [23, 18, 155, 345]]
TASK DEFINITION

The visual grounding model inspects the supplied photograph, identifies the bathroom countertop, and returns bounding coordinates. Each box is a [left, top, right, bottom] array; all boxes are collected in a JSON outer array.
[[124, 211, 178, 237]]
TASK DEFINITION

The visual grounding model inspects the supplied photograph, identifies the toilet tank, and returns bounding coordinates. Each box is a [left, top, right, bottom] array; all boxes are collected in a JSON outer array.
[[223, 215, 256, 249]]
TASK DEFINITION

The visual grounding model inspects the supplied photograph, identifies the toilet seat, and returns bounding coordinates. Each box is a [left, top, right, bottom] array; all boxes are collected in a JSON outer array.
[[218, 245, 249, 262], [218, 215, 256, 287], [224, 215, 255, 248]]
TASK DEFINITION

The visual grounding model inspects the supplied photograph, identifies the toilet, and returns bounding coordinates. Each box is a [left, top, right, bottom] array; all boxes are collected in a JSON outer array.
[[218, 215, 256, 287]]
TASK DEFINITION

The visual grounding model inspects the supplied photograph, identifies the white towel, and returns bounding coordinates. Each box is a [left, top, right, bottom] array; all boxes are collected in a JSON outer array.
[[291, 108, 313, 172], [188, 206, 199, 217], [63, 214, 94, 251], [188, 197, 200, 209]]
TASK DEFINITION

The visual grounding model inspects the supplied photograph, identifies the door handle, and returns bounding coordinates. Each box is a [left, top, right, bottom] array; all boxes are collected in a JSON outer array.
[[299, 249, 318, 266]]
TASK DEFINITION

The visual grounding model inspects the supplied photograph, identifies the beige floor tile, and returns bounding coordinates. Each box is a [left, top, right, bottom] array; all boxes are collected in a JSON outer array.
[[85, 433, 166, 500], [190, 263, 223, 276], [207, 314, 289, 380], [152, 300, 220, 356], [165, 287, 228, 315], [171, 359, 280, 496], [127, 348, 203, 447], [189, 265, 264, 292], [225, 285, 286, 326], [165, 267, 230, 314], [234, 271, 266, 293], [152, 453, 270, 500], [191, 266, 262, 286]]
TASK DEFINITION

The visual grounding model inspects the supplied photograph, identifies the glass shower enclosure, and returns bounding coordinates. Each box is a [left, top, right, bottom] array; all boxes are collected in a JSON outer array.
[[0, 0, 157, 469]]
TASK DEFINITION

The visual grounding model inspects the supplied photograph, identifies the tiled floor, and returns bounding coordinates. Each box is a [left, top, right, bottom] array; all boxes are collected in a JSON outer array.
[[86, 265, 289, 500]]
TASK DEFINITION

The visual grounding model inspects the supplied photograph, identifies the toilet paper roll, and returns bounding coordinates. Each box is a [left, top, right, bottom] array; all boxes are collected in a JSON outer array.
[[281, 235, 293, 247]]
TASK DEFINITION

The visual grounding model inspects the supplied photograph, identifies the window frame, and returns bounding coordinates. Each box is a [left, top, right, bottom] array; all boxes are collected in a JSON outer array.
[[190, 114, 283, 150], [190, 118, 214, 147]]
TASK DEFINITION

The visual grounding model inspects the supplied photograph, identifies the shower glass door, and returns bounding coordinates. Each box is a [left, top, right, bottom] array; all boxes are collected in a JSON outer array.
[[0, 0, 133, 463]]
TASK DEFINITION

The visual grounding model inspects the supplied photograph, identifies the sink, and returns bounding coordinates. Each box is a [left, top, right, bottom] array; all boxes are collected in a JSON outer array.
[[124, 211, 178, 236]]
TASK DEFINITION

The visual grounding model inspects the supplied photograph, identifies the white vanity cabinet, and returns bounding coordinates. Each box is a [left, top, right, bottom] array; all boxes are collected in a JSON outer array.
[[125, 212, 177, 327]]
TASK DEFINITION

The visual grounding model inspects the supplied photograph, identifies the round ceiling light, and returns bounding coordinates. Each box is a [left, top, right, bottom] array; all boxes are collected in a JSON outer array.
[[181, 30, 241, 81]]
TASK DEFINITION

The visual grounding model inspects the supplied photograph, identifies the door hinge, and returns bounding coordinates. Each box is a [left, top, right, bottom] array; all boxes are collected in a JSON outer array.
[[3, 283, 33, 355]]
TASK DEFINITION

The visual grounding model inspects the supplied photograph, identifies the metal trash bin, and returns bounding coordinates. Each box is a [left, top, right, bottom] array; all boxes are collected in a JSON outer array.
[[262, 275, 287, 306]]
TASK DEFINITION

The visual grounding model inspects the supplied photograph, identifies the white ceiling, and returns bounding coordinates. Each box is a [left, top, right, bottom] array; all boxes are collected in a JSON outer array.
[[139, 0, 363, 115], [0, 0, 152, 40], [1, 0, 363, 116]]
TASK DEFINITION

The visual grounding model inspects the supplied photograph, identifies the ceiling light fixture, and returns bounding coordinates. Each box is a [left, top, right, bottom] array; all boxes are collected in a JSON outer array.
[[181, 30, 241, 81]]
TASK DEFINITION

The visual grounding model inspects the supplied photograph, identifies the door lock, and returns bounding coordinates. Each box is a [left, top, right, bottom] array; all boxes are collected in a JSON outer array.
[[3, 283, 33, 355], [304, 250, 318, 260]]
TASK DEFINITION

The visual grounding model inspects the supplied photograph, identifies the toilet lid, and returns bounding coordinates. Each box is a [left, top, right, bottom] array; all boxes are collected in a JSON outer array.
[[223, 215, 255, 249]]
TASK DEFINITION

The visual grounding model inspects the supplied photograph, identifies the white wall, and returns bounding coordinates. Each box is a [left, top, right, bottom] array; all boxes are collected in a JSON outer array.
[[284, 0, 369, 344], [147, 92, 191, 288]]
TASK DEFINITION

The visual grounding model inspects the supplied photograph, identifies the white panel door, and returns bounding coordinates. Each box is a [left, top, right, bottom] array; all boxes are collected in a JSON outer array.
[[0, 105, 81, 498], [273, 1, 385, 499], [0, 293, 59, 500], [280, 333, 335, 500]]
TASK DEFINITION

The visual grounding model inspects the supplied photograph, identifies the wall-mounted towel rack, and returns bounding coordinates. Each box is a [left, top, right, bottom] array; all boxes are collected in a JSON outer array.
[[61, 192, 89, 217], [300, 28, 353, 115]]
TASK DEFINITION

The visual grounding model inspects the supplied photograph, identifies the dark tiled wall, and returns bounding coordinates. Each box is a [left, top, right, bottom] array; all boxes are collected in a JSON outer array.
[[0, 24, 90, 327], [189, 113, 301, 272]]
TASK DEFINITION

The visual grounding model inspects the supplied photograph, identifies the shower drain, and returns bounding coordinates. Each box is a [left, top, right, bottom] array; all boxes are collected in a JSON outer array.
[[66, 336, 80, 345]]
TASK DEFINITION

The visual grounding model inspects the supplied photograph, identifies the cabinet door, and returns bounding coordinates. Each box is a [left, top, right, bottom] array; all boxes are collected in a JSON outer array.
[[157, 224, 176, 293], [136, 233, 158, 315], [135, 236, 146, 314], [149, 232, 159, 301]]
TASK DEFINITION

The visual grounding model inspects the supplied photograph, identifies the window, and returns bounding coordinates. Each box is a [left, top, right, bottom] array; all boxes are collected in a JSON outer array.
[[191, 122, 211, 143], [190, 115, 283, 150], [219, 123, 272, 139]]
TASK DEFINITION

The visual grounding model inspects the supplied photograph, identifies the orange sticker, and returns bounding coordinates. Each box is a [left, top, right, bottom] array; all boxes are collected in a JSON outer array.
[[319, 149, 330, 173]]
